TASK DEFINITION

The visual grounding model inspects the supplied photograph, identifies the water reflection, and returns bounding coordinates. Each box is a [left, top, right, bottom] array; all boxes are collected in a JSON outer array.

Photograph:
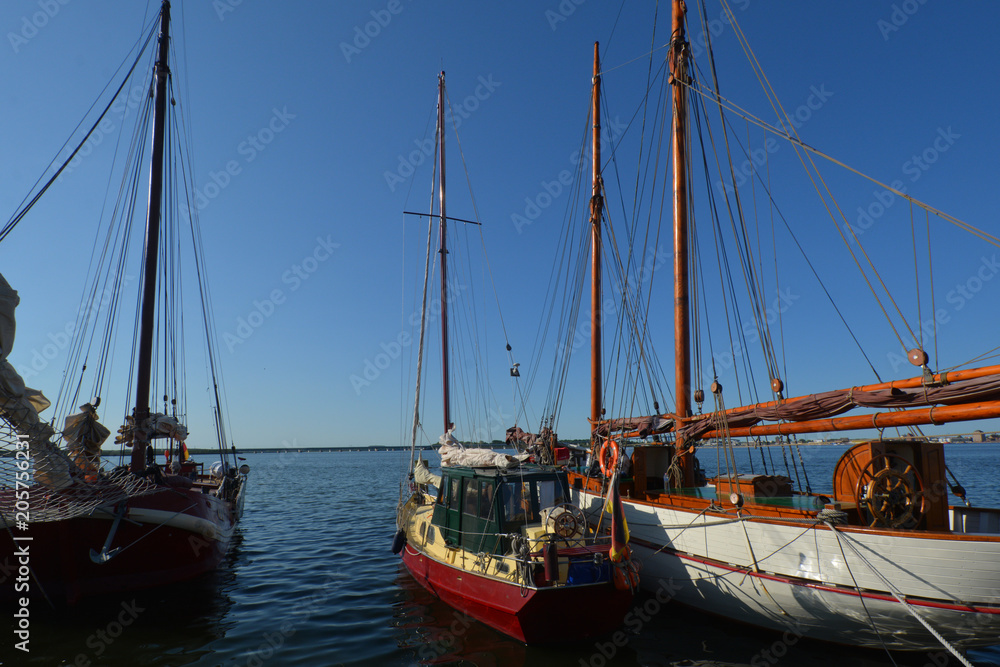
[[391, 561, 994, 667], [0, 527, 244, 666]]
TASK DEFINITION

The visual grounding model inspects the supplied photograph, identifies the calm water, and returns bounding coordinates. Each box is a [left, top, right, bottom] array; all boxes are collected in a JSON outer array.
[[2, 445, 998, 666]]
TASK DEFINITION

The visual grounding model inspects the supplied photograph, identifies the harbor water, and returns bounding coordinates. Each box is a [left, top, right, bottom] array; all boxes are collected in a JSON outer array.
[[3, 446, 999, 666]]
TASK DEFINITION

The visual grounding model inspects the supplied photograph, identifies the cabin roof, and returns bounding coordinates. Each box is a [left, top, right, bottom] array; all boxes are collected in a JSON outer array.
[[439, 464, 565, 481]]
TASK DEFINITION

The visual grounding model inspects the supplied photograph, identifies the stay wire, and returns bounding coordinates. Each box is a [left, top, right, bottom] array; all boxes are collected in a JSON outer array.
[[0, 16, 159, 245]]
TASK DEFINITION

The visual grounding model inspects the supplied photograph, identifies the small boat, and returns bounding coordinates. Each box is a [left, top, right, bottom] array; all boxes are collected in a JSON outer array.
[[397, 462, 637, 644], [0, 0, 247, 604], [395, 72, 637, 644]]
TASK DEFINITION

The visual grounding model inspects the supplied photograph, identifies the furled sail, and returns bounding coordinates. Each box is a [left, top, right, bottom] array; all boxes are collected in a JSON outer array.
[[591, 416, 673, 438], [679, 372, 1000, 441], [438, 429, 528, 468], [63, 403, 111, 482], [0, 272, 72, 490], [0, 272, 159, 523], [590, 368, 1000, 441], [412, 458, 441, 487]]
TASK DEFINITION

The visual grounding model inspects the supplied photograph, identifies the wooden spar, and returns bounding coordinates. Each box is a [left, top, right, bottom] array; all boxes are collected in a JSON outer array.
[[590, 43, 603, 429], [132, 0, 171, 474], [438, 71, 451, 435], [697, 363, 1000, 425], [698, 401, 1000, 439], [596, 364, 1000, 438], [670, 0, 694, 485]]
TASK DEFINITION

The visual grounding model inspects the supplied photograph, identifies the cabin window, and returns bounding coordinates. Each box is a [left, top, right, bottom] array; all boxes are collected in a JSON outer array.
[[437, 478, 448, 506], [500, 482, 537, 524], [463, 479, 480, 516], [478, 481, 495, 519], [536, 479, 566, 510], [449, 476, 461, 509]]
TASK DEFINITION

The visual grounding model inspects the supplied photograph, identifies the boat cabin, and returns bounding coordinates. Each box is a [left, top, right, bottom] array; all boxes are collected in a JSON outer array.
[[431, 466, 570, 554]]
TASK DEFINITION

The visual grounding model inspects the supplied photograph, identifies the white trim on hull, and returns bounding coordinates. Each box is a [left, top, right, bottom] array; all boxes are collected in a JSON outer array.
[[84, 495, 237, 546], [124, 507, 235, 543], [573, 488, 1000, 650]]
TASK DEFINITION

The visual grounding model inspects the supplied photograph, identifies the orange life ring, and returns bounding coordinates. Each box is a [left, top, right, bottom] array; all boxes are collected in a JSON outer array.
[[598, 440, 619, 477]]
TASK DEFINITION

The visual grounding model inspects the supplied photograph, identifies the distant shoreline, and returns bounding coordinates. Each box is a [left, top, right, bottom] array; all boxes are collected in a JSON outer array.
[[99, 435, 999, 456]]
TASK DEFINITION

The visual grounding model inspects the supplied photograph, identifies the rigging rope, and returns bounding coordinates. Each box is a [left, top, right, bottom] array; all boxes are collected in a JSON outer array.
[[0, 16, 159, 245]]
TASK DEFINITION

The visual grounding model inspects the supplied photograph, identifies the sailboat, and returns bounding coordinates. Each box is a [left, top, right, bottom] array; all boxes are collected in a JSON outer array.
[[520, 1, 1000, 657], [0, 1, 247, 604], [395, 72, 637, 645]]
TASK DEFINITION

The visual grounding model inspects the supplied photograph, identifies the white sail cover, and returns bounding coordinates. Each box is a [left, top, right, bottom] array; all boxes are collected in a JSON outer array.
[[412, 458, 441, 487], [438, 428, 529, 469], [148, 413, 188, 442]]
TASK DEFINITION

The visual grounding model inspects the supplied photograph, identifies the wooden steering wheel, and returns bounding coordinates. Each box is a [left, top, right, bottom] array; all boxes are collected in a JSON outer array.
[[854, 453, 926, 529], [545, 503, 587, 538]]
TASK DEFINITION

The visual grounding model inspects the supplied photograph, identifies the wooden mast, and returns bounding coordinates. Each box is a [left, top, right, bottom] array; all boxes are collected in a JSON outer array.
[[590, 43, 603, 433], [132, 0, 171, 474], [437, 71, 452, 436], [670, 0, 695, 486]]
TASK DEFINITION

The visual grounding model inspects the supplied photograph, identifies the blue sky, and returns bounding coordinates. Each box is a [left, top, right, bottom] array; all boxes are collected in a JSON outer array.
[[2, 1, 999, 450]]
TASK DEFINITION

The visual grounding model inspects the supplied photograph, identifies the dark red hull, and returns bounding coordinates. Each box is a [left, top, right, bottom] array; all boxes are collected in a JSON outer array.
[[6, 485, 237, 604], [400, 544, 634, 644]]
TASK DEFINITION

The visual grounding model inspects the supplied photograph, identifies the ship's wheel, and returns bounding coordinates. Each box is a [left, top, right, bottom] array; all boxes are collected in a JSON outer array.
[[854, 453, 926, 529], [545, 503, 587, 539]]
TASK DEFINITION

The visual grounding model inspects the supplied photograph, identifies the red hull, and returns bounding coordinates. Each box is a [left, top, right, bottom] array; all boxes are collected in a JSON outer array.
[[400, 544, 633, 644], [7, 485, 237, 604]]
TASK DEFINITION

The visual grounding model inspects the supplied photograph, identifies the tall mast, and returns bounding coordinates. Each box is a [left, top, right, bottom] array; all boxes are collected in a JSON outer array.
[[437, 71, 451, 435], [132, 0, 171, 474], [590, 43, 603, 430], [670, 0, 694, 485]]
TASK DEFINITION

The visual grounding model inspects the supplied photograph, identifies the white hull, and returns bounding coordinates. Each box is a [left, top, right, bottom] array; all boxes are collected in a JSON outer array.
[[573, 488, 1000, 650]]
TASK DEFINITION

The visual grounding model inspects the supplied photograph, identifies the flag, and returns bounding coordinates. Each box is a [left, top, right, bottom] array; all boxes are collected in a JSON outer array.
[[607, 476, 630, 562]]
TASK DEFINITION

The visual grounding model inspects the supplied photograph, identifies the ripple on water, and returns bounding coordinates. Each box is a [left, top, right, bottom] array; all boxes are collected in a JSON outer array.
[[5, 450, 998, 666]]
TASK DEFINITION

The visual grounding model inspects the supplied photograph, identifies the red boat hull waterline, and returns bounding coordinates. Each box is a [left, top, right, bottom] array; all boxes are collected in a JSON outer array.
[[9, 485, 240, 604], [401, 543, 634, 644]]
